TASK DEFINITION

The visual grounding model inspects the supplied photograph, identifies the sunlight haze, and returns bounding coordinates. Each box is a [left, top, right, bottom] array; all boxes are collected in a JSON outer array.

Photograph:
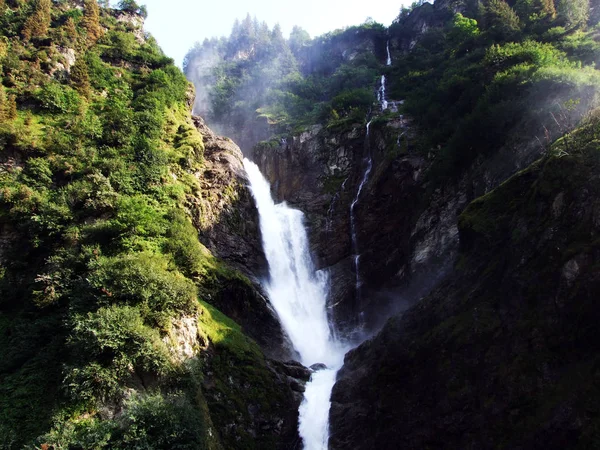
[[134, 0, 407, 66]]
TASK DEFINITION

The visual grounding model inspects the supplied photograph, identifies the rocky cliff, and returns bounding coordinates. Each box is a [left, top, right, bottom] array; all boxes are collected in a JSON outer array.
[[330, 116, 600, 449]]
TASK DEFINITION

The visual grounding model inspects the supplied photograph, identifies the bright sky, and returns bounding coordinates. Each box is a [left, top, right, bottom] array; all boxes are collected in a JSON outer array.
[[132, 0, 406, 67]]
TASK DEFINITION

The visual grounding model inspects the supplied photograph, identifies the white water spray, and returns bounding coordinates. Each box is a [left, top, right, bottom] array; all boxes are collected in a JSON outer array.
[[243, 159, 348, 450]]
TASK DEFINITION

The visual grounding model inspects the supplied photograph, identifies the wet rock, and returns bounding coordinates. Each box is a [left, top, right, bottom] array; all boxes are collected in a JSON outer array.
[[310, 363, 327, 371]]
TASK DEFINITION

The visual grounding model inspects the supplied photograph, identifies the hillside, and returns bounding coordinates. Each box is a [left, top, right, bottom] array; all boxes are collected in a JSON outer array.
[[0, 1, 304, 448]]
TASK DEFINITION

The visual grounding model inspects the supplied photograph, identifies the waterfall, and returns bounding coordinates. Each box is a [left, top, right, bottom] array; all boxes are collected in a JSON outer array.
[[386, 40, 392, 66], [349, 121, 373, 323], [243, 159, 348, 450], [378, 75, 388, 111]]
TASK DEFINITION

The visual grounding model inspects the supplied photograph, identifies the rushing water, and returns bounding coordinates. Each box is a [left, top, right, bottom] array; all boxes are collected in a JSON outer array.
[[244, 159, 348, 450]]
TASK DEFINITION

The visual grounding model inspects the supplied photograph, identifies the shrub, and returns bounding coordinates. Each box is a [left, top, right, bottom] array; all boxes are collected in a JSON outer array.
[[65, 305, 173, 402], [35, 81, 81, 114], [87, 252, 198, 317], [40, 392, 206, 449]]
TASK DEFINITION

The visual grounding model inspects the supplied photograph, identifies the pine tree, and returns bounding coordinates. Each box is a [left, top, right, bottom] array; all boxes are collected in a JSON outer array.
[[70, 58, 91, 99], [63, 17, 78, 46], [7, 94, 17, 120], [81, 0, 103, 42], [557, 0, 589, 28], [515, 0, 556, 22], [484, 0, 521, 39], [22, 0, 52, 41]]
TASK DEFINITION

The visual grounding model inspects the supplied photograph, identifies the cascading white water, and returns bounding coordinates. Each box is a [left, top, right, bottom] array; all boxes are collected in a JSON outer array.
[[243, 158, 348, 450], [378, 75, 388, 111], [386, 40, 392, 66]]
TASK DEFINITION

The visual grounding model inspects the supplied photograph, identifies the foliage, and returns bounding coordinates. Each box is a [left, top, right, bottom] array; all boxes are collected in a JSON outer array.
[[0, 1, 275, 448], [40, 392, 207, 449], [383, 0, 597, 178], [484, 0, 522, 40], [81, 0, 103, 43], [22, 0, 51, 41], [183, 18, 384, 142], [556, 0, 590, 29]]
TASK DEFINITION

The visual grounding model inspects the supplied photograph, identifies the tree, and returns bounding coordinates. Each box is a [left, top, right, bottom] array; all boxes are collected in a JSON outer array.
[[514, 0, 556, 23], [70, 58, 91, 99], [289, 26, 310, 56], [118, 0, 141, 14], [484, 0, 521, 39], [448, 13, 480, 45], [62, 17, 78, 46], [81, 0, 104, 42], [22, 0, 52, 41], [557, 0, 589, 28], [7, 94, 17, 120], [0, 85, 6, 122]]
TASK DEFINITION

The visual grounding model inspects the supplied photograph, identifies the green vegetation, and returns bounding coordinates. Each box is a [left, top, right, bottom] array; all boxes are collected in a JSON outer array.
[[384, 0, 599, 178], [184, 0, 598, 176], [0, 1, 285, 449], [183, 16, 386, 140]]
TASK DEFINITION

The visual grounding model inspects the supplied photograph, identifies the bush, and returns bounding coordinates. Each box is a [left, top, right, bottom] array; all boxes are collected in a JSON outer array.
[[35, 81, 81, 114], [65, 305, 173, 402], [41, 392, 206, 449], [87, 252, 198, 318]]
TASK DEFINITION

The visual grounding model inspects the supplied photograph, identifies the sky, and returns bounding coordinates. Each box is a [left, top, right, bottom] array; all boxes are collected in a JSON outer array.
[[131, 0, 407, 67]]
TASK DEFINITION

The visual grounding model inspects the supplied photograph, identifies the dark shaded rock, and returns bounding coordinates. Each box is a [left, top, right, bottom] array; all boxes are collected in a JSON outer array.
[[199, 337, 304, 450], [269, 359, 313, 410], [189, 116, 293, 360], [310, 363, 327, 371], [330, 135, 600, 449], [277, 360, 312, 381], [192, 115, 267, 278]]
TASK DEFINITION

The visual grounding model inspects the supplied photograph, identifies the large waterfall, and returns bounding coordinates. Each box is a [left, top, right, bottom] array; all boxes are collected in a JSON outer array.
[[244, 159, 348, 450]]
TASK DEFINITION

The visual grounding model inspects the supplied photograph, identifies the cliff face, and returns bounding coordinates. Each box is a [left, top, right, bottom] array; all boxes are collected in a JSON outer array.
[[187, 116, 293, 360], [253, 100, 562, 335], [253, 117, 428, 333], [329, 117, 600, 449]]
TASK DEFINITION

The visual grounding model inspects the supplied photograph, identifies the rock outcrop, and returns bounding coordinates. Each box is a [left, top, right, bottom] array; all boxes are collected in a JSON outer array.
[[190, 116, 293, 360], [329, 121, 600, 449]]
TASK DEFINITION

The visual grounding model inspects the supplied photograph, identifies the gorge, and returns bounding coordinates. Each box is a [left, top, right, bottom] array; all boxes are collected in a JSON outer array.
[[1, 0, 600, 449]]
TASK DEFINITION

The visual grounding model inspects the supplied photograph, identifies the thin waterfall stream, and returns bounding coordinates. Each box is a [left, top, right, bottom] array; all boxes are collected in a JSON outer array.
[[350, 120, 373, 325], [386, 40, 392, 66], [244, 159, 349, 450]]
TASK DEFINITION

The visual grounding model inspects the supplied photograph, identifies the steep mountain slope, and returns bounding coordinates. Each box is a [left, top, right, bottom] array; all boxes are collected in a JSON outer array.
[[186, 0, 600, 338], [0, 1, 303, 448], [330, 115, 600, 449]]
